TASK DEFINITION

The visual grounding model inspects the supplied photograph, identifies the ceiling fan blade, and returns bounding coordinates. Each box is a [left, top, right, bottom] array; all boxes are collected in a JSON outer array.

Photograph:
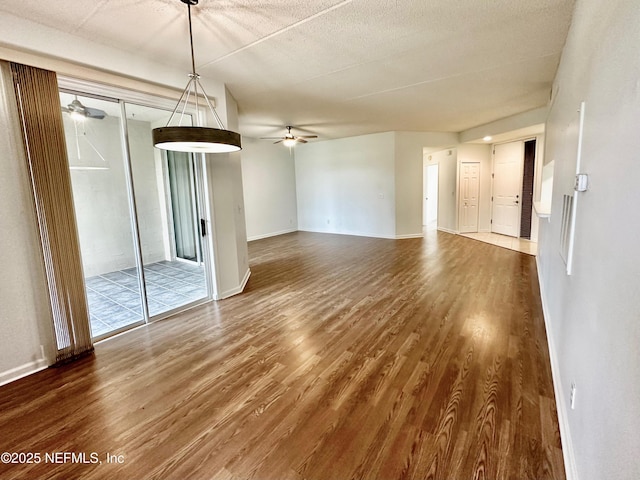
[[85, 107, 106, 119], [261, 127, 318, 143]]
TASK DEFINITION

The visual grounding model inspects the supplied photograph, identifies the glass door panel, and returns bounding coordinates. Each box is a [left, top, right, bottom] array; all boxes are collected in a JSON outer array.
[[124, 102, 209, 317], [167, 151, 202, 263], [60, 91, 145, 338]]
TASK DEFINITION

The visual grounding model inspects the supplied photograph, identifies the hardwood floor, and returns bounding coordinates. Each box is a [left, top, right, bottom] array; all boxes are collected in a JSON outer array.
[[0, 230, 564, 480]]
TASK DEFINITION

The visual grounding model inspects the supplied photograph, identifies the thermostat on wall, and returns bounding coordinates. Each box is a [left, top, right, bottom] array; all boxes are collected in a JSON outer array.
[[575, 173, 589, 192]]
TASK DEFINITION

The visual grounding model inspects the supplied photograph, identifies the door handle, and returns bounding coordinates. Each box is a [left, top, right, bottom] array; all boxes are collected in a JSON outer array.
[[200, 218, 207, 237]]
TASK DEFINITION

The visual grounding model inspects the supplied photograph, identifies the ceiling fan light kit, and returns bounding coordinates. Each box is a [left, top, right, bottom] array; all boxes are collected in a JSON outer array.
[[62, 97, 107, 121], [152, 0, 242, 154], [261, 125, 318, 147]]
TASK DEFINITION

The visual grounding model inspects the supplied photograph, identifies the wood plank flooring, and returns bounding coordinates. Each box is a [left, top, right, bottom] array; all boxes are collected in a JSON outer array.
[[0, 230, 564, 480]]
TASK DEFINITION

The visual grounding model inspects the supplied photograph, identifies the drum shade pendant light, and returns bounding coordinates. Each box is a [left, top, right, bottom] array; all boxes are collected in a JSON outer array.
[[152, 0, 241, 153]]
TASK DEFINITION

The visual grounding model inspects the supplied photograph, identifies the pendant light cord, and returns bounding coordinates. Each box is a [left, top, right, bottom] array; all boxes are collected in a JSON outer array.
[[187, 4, 197, 78], [187, 3, 200, 118], [164, 0, 227, 130]]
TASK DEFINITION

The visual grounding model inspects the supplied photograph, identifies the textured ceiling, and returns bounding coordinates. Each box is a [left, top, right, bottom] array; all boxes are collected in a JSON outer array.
[[0, 0, 576, 140]]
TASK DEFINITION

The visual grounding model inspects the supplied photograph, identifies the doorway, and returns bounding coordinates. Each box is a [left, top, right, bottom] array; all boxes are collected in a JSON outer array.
[[60, 91, 211, 339], [167, 151, 203, 264], [423, 164, 439, 226], [519, 140, 537, 239]]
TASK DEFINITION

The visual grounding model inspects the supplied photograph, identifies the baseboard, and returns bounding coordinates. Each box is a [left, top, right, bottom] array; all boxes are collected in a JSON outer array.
[[297, 228, 397, 240], [217, 268, 251, 300], [297, 229, 431, 240], [395, 233, 424, 239], [437, 227, 458, 235], [0, 358, 49, 387], [247, 228, 297, 242], [536, 257, 579, 480]]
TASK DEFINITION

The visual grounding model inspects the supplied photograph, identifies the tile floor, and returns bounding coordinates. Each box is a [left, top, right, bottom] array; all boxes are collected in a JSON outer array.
[[460, 231, 538, 255], [85, 260, 207, 337]]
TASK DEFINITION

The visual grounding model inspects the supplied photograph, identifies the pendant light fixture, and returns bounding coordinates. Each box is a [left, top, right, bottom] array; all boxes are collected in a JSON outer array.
[[152, 0, 241, 153]]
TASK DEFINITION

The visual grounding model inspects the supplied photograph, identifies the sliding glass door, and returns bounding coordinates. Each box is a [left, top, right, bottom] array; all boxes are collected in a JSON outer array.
[[124, 102, 208, 318], [60, 91, 210, 339], [61, 92, 145, 337]]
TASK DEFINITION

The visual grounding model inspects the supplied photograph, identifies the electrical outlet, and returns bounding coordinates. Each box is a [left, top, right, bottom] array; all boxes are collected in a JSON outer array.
[[570, 382, 577, 410]]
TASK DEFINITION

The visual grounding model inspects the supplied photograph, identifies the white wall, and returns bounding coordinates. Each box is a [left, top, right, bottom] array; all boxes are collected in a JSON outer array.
[[426, 149, 458, 234], [457, 144, 492, 232], [205, 89, 250, 299], [538, 0, 640, 479], [241, 137, 298, 241], [0, 62, 54, 385], [295, 132, 397, 238], [294, 131, 459, 239]]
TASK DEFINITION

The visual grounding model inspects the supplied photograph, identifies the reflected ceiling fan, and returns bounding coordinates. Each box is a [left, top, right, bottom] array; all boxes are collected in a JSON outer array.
[[60, 96, 108, 169], [261, 126, 317, 147], [61, 96, 107, 120]]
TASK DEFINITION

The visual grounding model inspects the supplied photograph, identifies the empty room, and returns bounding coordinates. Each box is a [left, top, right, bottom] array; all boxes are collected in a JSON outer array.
[[0, 1, 638, 479]]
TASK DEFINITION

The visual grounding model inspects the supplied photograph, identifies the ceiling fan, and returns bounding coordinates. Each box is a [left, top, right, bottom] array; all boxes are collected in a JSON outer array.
[[61, 97, 107, 120], [261, 126, 317, 147]]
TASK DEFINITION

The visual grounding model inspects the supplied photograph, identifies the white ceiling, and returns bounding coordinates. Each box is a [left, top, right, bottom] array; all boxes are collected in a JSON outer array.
[[0, 0, 576, 141]]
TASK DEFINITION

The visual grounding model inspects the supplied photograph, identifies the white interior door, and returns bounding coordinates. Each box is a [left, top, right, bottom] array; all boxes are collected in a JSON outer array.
[[459, 162, 479, 233], [426, 164, 439, 225], [423, 165, 428, 225], [492, 141, 524, 237]]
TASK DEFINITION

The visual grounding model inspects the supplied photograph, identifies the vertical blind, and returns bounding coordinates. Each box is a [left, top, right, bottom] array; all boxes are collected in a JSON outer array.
[[11, 62, 93, 363]]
